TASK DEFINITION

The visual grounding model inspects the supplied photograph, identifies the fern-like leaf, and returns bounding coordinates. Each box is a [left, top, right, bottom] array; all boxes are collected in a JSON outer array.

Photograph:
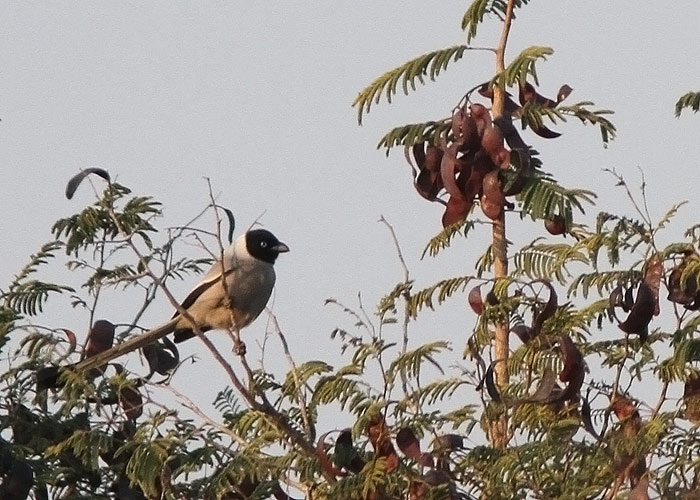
[[517, 176, 596, 222], [353, 45, 470, 124], [496, 46, 553, 87], [675, 91, 700, 117], [378, 119, 451, 154], [557, 102, 617, 144], [512, 242, 589, 284], [422, 219, 477, 258], [407, 276, 476, 318], [462, 0, 531, 42]]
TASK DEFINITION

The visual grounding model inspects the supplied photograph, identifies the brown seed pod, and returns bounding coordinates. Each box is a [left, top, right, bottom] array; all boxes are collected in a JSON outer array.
[[440, 144, 465, 201], [469, 103, 492, 135], [441, 195, 472, 227], [467, 284, 484, 314], [424, 145, 442, 172], [85, 320, 116, 358], [367, 415, 399, 473], [558, 335, 584, 402], [545, 215, 566, 235], [480, 171, 505, 220], [408, 143, 444, 203], [316, 430, 347, 477]]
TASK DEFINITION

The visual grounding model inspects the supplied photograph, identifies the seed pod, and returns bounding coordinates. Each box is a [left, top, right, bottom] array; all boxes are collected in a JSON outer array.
[[545, 215, 566, 235]]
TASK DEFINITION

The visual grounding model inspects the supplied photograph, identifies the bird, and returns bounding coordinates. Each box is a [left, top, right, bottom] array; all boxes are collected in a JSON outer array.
[[39, 229, 289, 381], [170, 228, 289, 343]]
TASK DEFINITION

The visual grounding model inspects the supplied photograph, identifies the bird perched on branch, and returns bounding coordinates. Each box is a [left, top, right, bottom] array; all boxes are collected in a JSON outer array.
[[39, 229, 288, 383]]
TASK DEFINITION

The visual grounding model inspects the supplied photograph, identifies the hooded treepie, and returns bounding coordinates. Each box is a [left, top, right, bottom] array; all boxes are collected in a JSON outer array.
[[69, 229, 288, 373]]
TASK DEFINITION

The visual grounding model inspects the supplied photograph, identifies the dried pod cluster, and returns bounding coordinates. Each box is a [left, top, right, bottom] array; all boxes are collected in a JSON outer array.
[[667, 251, 700, 310], [317, 417, 464, 500], [408, 81, 572, 227], [470, 280, 585, 404]]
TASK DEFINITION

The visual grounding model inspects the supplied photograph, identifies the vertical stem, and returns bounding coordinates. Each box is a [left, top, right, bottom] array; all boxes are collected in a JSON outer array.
[[488, 0, 516, 450]]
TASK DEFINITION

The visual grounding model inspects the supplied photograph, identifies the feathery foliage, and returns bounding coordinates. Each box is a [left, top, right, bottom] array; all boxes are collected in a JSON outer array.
[[675, 90, 700, 117]]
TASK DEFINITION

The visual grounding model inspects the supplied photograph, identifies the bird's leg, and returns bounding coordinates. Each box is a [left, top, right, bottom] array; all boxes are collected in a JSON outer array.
[[228, 327, 246, 356]]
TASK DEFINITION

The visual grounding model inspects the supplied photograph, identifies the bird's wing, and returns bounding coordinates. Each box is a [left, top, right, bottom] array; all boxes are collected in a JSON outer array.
[[172, 261, 236, 318]]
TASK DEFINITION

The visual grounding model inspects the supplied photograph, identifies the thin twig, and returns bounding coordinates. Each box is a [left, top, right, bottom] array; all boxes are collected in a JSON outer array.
[[267, 309, 314, 439]]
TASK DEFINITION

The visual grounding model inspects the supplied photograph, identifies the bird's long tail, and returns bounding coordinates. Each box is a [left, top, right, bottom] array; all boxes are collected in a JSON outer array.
[[37, 318, 182, 389], [74, 317, 180, 373]]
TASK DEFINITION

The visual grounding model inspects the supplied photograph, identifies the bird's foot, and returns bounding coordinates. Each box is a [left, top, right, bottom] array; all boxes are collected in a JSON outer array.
[[234, 341, 247, 356]]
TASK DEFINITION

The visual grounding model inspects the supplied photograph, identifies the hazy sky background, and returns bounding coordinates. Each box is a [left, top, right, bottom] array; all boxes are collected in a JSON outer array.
[[2, 2, 699, 423]]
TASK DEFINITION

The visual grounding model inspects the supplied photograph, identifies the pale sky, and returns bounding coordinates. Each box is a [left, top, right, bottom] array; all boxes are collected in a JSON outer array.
[[2, 2, 699, 420]]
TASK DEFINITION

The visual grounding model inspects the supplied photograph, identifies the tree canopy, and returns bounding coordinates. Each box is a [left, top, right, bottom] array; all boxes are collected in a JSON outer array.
[[2, 2, 700, 500]]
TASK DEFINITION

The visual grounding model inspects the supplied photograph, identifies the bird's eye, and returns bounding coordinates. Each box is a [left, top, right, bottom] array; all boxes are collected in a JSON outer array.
[[260, 241, 268, 248]]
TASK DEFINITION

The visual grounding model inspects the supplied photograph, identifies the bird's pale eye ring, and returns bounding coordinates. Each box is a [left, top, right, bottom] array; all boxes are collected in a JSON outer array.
[[260, 241, 268, 248]]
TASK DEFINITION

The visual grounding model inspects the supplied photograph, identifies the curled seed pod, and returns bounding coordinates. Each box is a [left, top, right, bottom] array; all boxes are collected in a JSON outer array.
[[511, 324, 533, 344], [316, 431, 346, 478], [531, 280, 558, 338], [558, 335, 585, 402], [65, 167, 110, 199], [441, 195, 472, 227]]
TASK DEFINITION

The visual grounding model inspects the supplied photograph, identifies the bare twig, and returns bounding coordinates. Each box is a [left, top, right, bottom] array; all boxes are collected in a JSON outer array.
[[267, 309, 314, 439]]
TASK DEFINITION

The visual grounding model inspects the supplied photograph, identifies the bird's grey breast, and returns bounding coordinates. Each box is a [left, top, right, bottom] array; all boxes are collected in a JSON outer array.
[[226, 260, 276, 328]]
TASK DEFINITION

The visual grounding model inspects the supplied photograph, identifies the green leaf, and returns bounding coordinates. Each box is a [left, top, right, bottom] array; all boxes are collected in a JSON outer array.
[[675, 90, 700, 117], [378, 119, 451, 154], [353, 45, 470, 124], [495, 46, 554, 87]]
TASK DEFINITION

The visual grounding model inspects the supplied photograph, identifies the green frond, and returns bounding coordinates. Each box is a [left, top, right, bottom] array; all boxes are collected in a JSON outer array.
[[557, 102, 617, 144], [123, 438, 171, 498], [377, 281, 413, 319], [660, 243, 696, 259], [422, 219, 477, 258], [52, 184, 161, 256], [519, 102, 565, 130], [583, 211, 651, 266], [387, 341, 450, 381], [654, 201, 688, 233], [461, 0, 531, 42], [45, 428, 113, 470], [517, 176, 596, 223], [495, 46, 554, 87], [568, 269, 641, 299], [4, 280, 74, 316], [378, 119, 452, 154], [475, 244, 494, 277], [10, 241, 63, 285], [675, 90, 700, 117], [353, 45, 470, 124], [407, 276, 476, 318], [396, 378, 467, 411], [512, 242, 589, 284], [313, 370, 370, 413], [679, 258, 700, 291], [282, 361, 333, 399], [84, 264, 140, 290], [214, 386, 242, 419], [657, 339, 700, 382], [684, 223, 700, 244]]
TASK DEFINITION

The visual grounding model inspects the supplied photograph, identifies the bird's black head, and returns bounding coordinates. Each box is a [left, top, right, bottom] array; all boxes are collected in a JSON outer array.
[[245, 229, 289, 264]]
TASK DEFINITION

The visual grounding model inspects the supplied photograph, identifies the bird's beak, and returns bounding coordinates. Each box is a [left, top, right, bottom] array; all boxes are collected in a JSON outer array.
[[273, 242, 290, 253]]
